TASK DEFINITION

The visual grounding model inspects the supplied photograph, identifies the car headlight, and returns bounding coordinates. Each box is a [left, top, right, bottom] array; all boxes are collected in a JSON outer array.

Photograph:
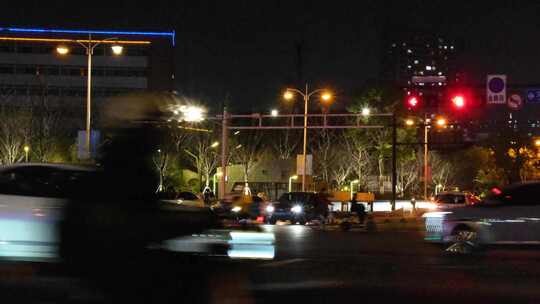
[[265, 205, 275, 213], [291, 205, 302, 214], [232, 206, 242, 213]]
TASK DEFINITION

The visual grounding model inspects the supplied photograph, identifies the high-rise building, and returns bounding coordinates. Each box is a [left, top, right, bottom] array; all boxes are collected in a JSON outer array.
[[382, 31, 461, 89]]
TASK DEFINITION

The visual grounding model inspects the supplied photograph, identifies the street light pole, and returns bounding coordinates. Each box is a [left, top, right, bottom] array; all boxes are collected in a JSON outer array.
[[58, 35, 121, 159], [284, 84, 332, 192], [289, 175, 298, 192], [302, 83, 309, 192], [85, 36, 93, 159]]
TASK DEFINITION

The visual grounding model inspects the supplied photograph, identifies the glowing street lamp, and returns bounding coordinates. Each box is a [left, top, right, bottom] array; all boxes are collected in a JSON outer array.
[[535, 139, 540, 147], [56, 45, 69, 55], [181, 106, 205, 122], [211, 141, 220, 148], [23, 145, 30, 162], [271, 109, 279, 117], [283, 85, 333, 191], [321, 92, 332, 102], [436, 117, 447, 127], [405, 119, 415, 126], [361, 107, 371, 116], [283, 91, 294, 100], [111, 44, 123, 55], [288, 175, 298, 192]]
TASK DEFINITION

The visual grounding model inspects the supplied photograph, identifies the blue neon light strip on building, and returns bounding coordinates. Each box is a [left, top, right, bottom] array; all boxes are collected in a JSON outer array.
[[0, 27, 176, 46]]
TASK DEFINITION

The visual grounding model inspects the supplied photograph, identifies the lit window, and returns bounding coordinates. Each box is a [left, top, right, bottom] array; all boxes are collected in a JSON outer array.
[[438, 82, 442, 86], [414, 60, 419, 64], [407, 65, 412, 69], [444, 45, 448, 49], [392, 43, 396, 47], [438, 72, 443, 76], [450, 45, 454, 50], [432, 66, 436, 70], [407, 49, 412, 54], [426, 66, 432, 70], [419, 71, 424, 75]]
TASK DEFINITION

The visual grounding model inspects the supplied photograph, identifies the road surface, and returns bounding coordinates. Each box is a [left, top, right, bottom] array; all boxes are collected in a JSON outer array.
[[2, 224, 540, 303]]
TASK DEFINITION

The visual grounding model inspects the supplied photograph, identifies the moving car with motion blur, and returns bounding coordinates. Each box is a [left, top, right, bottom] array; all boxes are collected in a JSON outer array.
[[423, 182, 540, 253], [0, 163, 217, 262], [265, 192, 329, 225]]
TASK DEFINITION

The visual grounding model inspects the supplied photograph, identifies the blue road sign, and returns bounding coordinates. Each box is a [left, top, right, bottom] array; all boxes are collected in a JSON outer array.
[[526, 89, 540, 103]]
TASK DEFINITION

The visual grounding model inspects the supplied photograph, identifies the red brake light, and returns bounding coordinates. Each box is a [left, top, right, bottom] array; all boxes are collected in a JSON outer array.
[[491, 187, 502, 195]]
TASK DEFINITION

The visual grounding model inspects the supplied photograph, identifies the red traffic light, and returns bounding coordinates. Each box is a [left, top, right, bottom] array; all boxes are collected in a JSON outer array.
[[407, 96, 419, 108], [452, 95, 465, 109]]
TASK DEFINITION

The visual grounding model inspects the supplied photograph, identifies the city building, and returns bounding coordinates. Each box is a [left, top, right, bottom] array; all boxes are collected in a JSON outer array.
[[0, 27, 175, 109], [382, 31, 461, 89]]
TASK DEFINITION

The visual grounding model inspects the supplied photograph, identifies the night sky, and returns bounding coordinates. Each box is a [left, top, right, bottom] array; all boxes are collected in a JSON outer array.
[[2, 1, 540, 112]]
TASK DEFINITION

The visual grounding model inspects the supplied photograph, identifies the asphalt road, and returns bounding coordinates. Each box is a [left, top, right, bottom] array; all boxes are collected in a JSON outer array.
[[3, 224, 540, 303]]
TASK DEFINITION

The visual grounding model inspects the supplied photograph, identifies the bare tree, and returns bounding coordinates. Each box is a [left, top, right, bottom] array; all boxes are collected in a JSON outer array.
[[311, 129, 336, 185], [345, 130, 373, 191], [330, 155, 354, 190], [153, 149, 169, 192], [231, 131, 265, 184], [153, 125, 190, 193], [274, 128, 300, 160], [0, 106, 31, 164], [184, 133, 220, 189], [369, 128, 392, 193], [397, 157, 419, 197], [429, 152, 455, 194]]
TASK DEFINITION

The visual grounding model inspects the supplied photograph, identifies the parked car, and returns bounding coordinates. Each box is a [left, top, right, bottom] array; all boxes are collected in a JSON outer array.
[[226, 194, 269, 220], [265, 192, 329, 225], [433, 191, 469, 209], [0, 163, 216, 263], [423, 182, 540, 253]]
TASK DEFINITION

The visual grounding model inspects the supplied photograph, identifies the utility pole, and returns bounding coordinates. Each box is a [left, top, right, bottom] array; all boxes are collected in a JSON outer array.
[[392, 113, 397, 211], [219, 107, 228, 199]]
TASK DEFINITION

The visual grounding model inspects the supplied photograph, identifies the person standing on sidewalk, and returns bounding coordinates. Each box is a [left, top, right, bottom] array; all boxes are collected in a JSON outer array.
[[356, 201, 366, 225], [350, 196, 366, 225]]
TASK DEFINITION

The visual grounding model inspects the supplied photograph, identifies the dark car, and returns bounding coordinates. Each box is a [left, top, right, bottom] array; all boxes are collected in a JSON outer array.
[[265, 192, 326, 225]]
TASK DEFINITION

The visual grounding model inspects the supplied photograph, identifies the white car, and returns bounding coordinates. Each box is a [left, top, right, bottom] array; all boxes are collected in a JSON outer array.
[[424, 182, 540, 253], [0, 163, 217, 262], [0, 163, 95, 261]]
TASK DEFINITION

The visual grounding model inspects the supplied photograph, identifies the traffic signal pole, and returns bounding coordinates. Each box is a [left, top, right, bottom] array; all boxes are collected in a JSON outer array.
[[219, 108, 228, 199], [424, 114, 429, 201], [392, 114, 397, 211]]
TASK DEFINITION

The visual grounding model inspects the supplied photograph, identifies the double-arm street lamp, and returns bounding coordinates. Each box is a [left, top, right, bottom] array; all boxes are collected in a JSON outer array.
[[284, 84, 332, 191], [406, 116, 447, 200], [57, 36, 124, 159]]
